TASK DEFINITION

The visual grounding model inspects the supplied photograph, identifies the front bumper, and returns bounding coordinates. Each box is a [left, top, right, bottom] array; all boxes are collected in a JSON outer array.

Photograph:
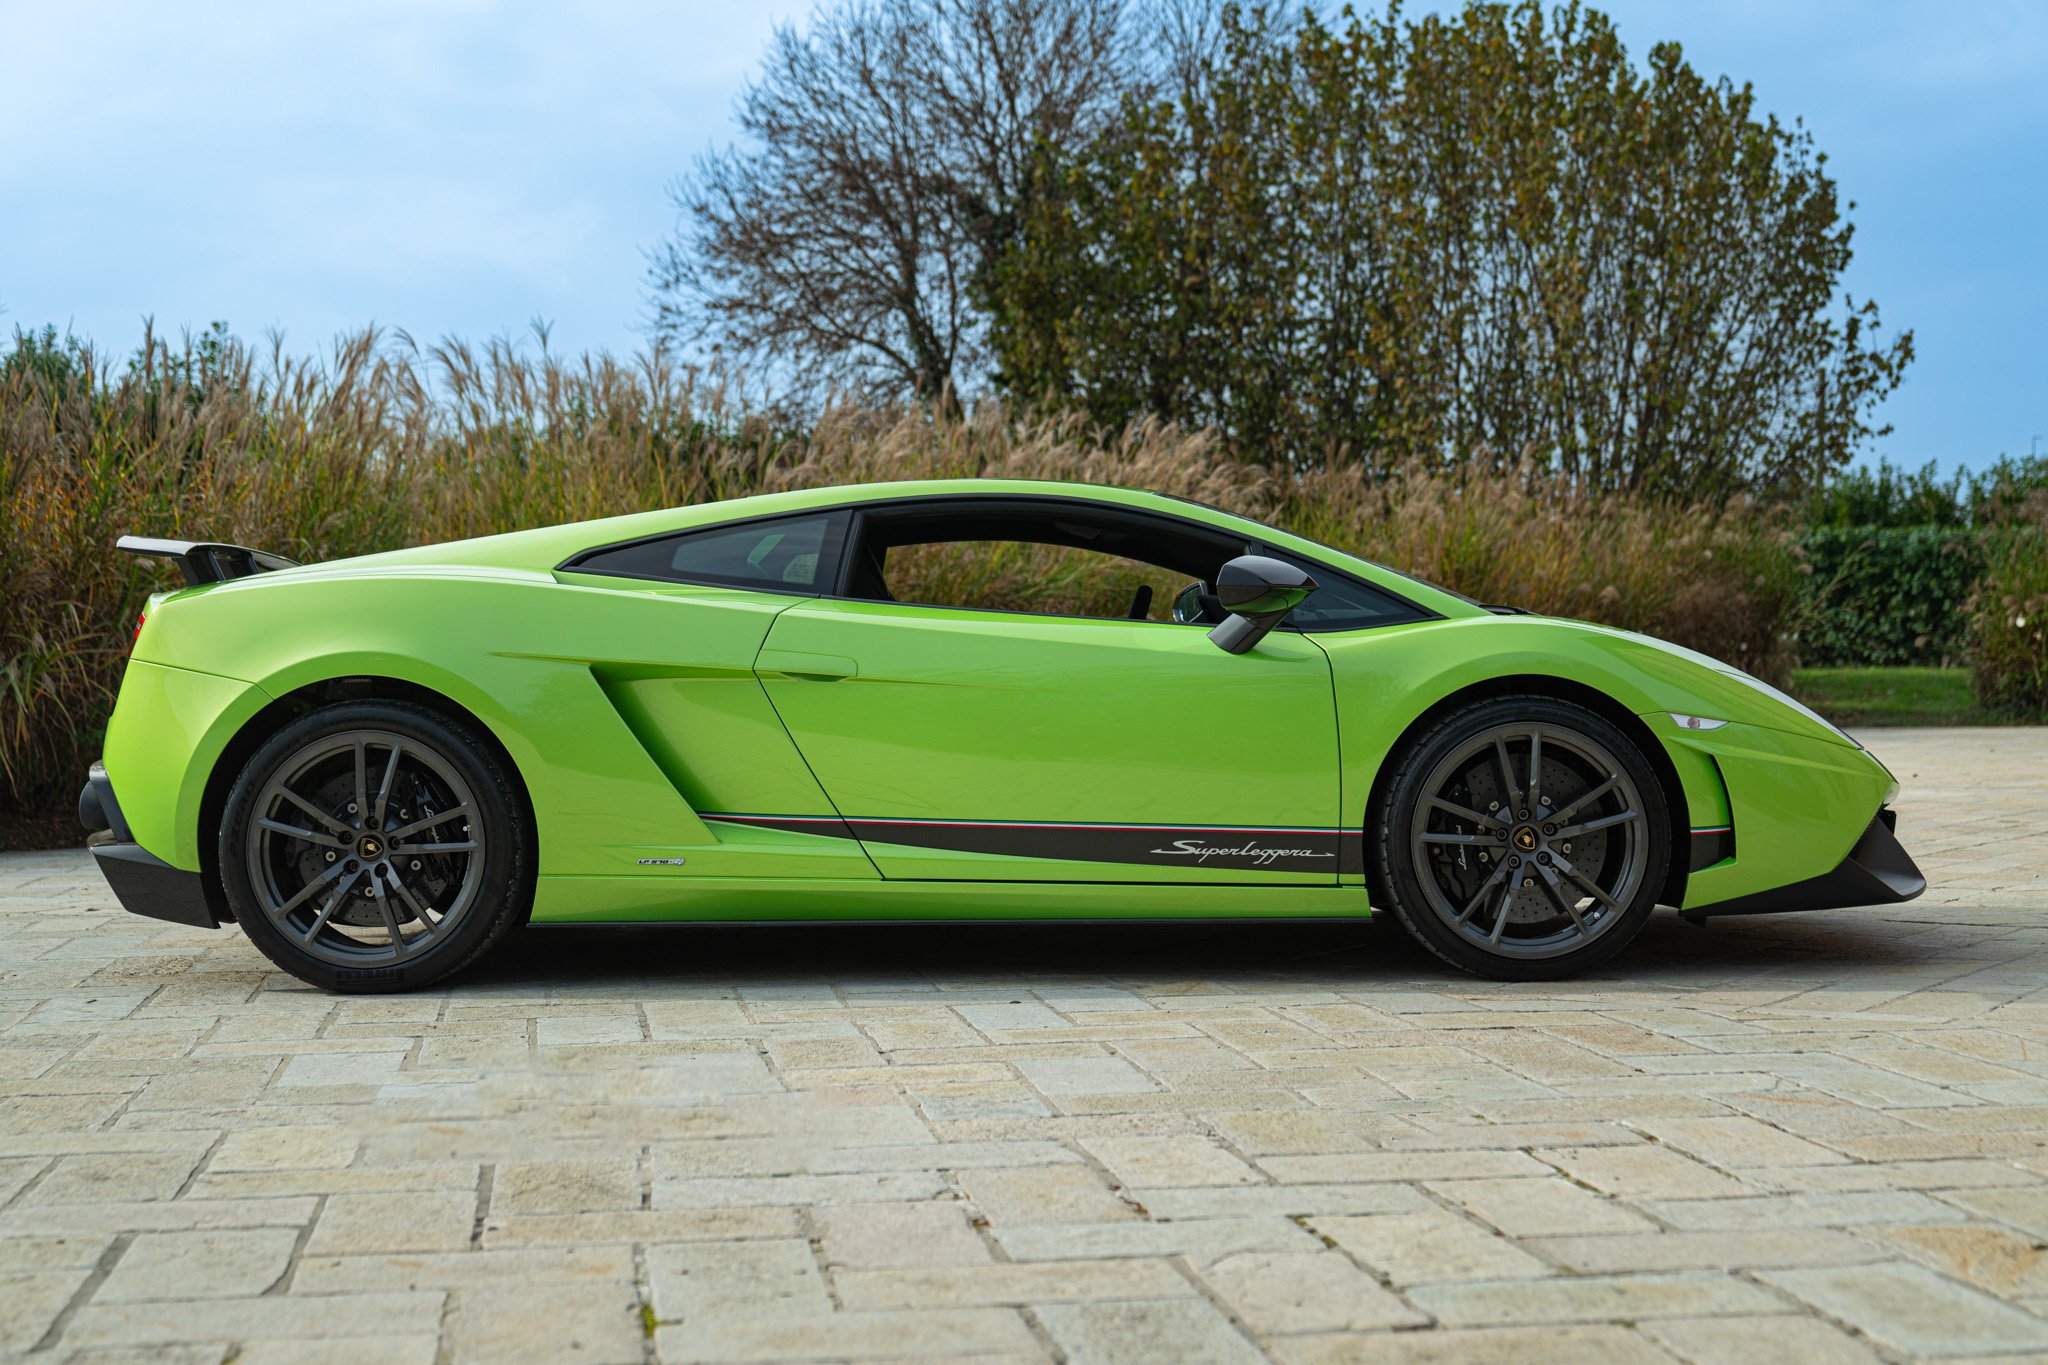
[[80, 762, 218, 930], [1688, 809, 1925, 917]]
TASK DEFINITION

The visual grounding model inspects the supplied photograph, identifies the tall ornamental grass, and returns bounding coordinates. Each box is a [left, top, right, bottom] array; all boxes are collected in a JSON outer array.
[[1970, 499, 2048, 714], [3, 327, 1799, 841]]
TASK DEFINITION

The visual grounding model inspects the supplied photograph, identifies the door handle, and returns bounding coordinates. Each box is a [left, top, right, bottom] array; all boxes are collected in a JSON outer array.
[[757, 649, 858, 682]]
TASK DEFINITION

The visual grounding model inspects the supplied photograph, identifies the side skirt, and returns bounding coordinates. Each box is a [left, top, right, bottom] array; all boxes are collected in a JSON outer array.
[[531, 876, 1374, 925], [529, 917, 1382, 931]]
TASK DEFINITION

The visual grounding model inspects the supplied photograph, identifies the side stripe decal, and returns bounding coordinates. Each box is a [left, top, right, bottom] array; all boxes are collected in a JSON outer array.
[[703, 813, 1365, 875]]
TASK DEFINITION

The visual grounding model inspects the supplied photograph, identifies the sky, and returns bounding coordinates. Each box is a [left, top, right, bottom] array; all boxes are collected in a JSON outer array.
[[2, 1, 2042, 470]]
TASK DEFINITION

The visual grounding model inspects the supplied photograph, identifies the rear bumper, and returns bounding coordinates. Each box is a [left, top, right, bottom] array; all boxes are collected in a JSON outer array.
[[80, 762, 219, 930], [1688, 809, 1925, 917], [87, 833, 218, 929]]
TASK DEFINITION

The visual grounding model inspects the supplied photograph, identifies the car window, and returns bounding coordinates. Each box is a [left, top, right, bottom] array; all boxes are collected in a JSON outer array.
[[839, 498, 1431, 629], [884, 539, 1189, 621], [568, 511, 843, 591], [1260, 551, 1424, 631], [844, 500, 1250, 623]]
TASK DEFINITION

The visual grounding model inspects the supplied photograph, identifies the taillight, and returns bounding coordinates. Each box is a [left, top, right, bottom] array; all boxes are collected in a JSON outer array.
[[131, 610, 147, 650]]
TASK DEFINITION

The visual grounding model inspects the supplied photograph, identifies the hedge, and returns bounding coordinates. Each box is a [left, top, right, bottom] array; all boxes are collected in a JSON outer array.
[[1796, 524, 1983, 667]]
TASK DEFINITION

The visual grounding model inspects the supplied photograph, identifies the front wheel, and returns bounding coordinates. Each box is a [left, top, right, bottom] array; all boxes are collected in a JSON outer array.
[[1374, 695, 1670, 981], [219, 701, 532, 993]]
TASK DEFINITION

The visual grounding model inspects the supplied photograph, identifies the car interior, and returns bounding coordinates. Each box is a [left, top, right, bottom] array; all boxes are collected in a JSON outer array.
[[843, 500, 1251, 623]]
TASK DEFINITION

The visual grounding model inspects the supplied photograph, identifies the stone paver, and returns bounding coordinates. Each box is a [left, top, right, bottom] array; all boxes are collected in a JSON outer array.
[[2, 727, 2046, 1360]]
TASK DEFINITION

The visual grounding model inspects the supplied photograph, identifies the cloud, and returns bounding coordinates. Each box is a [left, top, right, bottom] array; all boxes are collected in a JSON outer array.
[[0, 0, 794, 352], [4, 0, 2041, 464]]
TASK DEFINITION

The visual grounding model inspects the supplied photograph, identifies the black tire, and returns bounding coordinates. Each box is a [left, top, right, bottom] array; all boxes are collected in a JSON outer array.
[[1372, 694, 1670, 981], [219, 700, 532, 993]]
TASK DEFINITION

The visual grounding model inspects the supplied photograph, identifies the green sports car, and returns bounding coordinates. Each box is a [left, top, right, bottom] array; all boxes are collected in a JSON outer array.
[[80, 479, 1924, 992]]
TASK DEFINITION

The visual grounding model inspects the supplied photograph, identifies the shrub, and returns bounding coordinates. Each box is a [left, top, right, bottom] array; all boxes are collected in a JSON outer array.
[[1970, 519, 2048, 714], [1805, 456, 2048, 531], [1803, 460, 1973, 529], [1, 325, 1801, 844], [1796, 525, 1982, 666], [1795, 458, 2048, 669]]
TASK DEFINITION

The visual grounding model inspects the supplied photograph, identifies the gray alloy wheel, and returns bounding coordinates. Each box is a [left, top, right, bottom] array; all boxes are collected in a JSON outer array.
[[220, 700, 531, 993], [1407, 721, 1650, 961], [1374, 694, 1670, 981], [244, 728, 486, 966]]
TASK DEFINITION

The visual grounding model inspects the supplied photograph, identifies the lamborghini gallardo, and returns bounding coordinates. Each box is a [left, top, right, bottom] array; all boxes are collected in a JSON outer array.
[[79, 480, 1924, 991]]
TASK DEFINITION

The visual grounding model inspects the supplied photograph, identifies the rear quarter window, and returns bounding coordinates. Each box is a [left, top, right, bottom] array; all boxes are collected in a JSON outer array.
[[566, 511, 845, 591]]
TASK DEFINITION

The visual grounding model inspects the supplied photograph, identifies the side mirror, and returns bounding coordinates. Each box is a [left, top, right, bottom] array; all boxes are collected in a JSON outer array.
[[1207, 555, 1317, 654]]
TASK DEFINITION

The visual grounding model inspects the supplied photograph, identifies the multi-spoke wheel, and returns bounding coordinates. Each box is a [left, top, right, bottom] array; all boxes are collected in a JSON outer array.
[[1374, 695, 1670, 980], [220, 701, 532, 992]]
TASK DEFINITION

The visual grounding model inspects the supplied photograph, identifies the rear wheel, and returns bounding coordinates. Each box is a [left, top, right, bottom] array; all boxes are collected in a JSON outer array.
[[219, 701, 531, 993], [1374, 695, 1669, 980]]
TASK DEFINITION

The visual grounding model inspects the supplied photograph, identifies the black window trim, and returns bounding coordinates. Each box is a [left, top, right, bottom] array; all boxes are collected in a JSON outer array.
[[559, 492, 1439, 631]]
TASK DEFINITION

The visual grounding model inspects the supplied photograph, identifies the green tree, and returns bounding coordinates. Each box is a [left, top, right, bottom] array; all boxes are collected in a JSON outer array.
[[987, 1, 1913, 494]]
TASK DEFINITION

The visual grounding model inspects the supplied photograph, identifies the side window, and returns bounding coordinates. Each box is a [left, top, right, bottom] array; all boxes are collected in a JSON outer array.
[[885, 540, 1188, 621], [568, 511, 844, 591], [1266, 552, 1420, 631]]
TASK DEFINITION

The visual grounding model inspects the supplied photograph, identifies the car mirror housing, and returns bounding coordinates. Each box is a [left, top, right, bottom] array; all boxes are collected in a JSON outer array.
[[1207, 555, 1317, 654]]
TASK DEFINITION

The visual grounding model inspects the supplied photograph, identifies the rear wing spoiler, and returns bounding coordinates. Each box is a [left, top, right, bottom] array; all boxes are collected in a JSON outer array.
[[117, 536, 299, 585]]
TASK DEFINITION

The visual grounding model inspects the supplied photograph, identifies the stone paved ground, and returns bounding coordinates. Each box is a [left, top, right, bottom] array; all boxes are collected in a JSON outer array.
[[2, 728, 2046, 1363]]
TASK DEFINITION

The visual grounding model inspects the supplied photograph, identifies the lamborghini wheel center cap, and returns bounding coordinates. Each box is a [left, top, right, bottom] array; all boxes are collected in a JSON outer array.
[[357, 834, 385, 860], [1512, 825, 1539, 853]]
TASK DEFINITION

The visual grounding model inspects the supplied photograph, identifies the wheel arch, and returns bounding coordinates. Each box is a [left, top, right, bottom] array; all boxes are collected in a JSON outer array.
[[1363, 673, 1691, 908], [197, 675, 538, 924]]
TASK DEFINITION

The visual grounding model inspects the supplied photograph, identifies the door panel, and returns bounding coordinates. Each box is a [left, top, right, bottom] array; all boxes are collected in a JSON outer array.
[[756, 599, 1346, 882]]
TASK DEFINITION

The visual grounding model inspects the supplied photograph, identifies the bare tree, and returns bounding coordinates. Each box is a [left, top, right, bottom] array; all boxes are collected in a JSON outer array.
[[1143, 0, 1301, 103], [650, 0, 1133, 405]]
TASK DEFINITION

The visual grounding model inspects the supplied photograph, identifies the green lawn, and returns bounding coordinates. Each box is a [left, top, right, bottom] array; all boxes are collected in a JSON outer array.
[[1790, 666, 2040, 727]]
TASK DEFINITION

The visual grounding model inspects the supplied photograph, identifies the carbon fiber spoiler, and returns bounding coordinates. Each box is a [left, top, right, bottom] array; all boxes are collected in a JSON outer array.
[[116, 536, 299, 585]]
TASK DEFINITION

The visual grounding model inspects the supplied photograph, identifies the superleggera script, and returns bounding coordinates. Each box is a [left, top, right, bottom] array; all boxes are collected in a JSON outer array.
[[1149, 839, 1334, 866]]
